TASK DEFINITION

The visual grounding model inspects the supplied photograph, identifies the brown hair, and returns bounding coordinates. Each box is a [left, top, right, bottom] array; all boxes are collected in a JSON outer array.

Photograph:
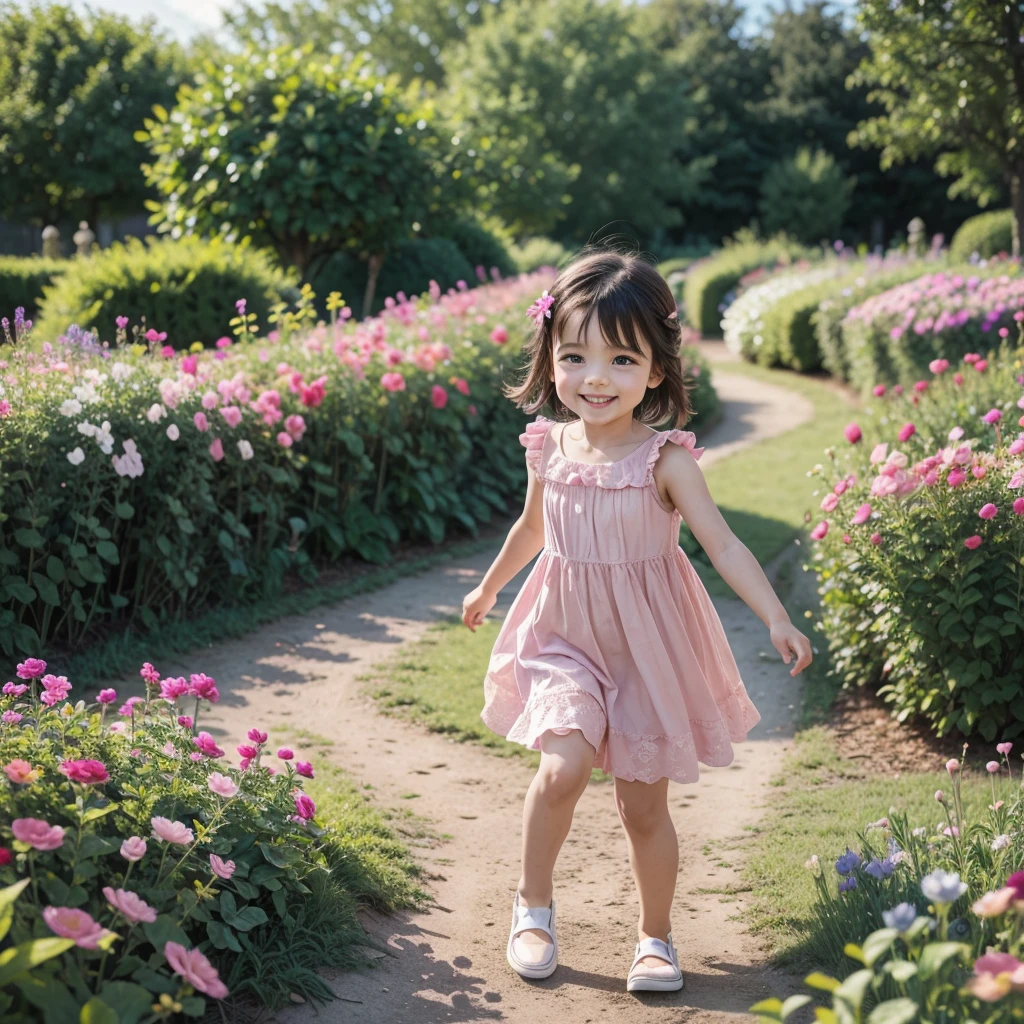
[[505, 247, 694, 427]]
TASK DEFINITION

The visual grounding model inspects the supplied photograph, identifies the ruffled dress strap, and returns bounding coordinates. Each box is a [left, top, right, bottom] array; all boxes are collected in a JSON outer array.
[[645, 429, 705, 482], [519, 416, 555, 479]]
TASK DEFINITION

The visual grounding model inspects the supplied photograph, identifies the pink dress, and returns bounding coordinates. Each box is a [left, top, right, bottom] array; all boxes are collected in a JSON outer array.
[[481, 416, 761, 785]]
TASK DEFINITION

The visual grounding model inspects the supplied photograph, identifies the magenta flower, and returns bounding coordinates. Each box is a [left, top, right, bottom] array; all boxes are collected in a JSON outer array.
[[872, 384, 886, 397], [43, 907, 114, 949], [58, 760, 109, 785], [810, 521, 828, 541], [987, 761, 1001, 774], [1014, 498, 1024, 515], [207, 772, 239, 799], [979, 503, 998, 520], [997, 742, 1014, 755], [947, 469, 967, 488], [103, 887, 157, 924], [2, 712, 23, 725], [843, 423, 862, 444], [965, 535, 983, 550], [12, 818, 64, 850], [219, 406, 242, 428], [193, 732, 224, 759], [41, 674, 71, 700], [151, 817, 194, 845], [431, 385, 448, 409], [946, 758, 960, 775], [193, 411, 209, 433], [852, 503, 872, 526], [983, 408, 1003, 424], [96, 689, 117, 705], [120, 836, 147, 862], [246, 728, 267, 744], [209, 438, 225, 462], [277, 748, 293, 761], [295, 761, 314, 779], [276, 431, 293, 448], [15, 658, 46, 679], [293, 791, 316, 820], [209, 854, 236, 880], [929, 359, 949, 374], [164, 941, 229, 999], [380, 372, 406, 393], [490, 325, 508, 345], [181, 354, 198, 376], [160, 676, 190, 701], [119, 696, 143, 717], [898, 423, 915, 443], [453, 377, 470, 397], [2, 682, 27, 697], [177, 715, 194, 728], [868, 532, 882, 546], [189, 673, 219, 702], [526, 290, 555, 325]]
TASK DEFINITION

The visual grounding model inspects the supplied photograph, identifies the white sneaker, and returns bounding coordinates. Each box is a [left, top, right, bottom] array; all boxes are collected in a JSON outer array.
[[506, 892, 557, 979], [626, 931, 684, 992]]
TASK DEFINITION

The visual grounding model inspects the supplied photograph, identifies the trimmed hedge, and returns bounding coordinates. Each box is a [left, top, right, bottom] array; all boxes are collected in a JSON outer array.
[[949, 209, 1014, 262], [0, 256, 67, 326], [508, 236, 571, 273], [437, 219, 517, 279], [34, 236, 296, 347], [683, 238, 808, 336]]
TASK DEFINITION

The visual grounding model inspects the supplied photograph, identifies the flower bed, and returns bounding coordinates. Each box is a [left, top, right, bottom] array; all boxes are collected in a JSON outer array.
[[841, 264, 1023, 395], [806, 344, 1024, 741], [0, 272, 716, 662], [0, 657, 366, 1019], [754, 751, 1024, 1023]]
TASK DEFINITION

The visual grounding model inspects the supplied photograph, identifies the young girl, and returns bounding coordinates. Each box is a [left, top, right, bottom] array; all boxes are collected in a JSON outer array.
[[461, 249, 812, 993]]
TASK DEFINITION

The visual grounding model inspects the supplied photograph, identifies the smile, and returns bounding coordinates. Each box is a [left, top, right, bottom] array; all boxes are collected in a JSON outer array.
[[581, 395, 615, 406]]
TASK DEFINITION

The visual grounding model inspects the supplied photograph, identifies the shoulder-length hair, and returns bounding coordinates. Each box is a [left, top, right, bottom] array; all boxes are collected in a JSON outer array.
[[505, 247, 694, 427]]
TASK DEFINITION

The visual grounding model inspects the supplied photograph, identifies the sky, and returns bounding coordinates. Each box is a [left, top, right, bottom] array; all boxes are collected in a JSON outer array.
[[60, 0, 859, 44]]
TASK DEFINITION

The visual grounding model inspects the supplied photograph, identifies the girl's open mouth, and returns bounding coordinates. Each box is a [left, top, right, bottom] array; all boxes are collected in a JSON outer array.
[[581, 395, 615, 406]]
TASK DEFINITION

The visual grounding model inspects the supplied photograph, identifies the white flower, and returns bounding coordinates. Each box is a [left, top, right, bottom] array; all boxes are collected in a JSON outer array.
[[166, 424, 179, 441], [110, 362, 133, 382], [237, 439, 254, 460], [146, 403, 166, 423], [82, 369, 106, 385], [804, 854, 819, 872], [111, 439, 144, 479], [94, 421, 114, 455], [992, 834, 1012, 851], [72, 382, 98, 404], [77, 420, 96, 437], [66, 447, 85, 465], [920, 869, 967, 906], [59, 398, 82, 417], [159, 378, 183, 409]]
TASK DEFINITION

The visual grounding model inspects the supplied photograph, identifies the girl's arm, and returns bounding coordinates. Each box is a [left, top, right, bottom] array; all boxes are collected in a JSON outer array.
[[657, 445, 813, 675], [462, 469, 545, 630]]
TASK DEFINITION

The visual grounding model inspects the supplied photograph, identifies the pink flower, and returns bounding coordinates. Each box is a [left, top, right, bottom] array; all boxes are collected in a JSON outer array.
[[209, 438, 224, 462], [380, 372, 406, 393], [948, 426, 965, 441], [453, 377, 470, 396], [219, 406, 242, 428], [193, 411, 209, 432], [247, 728, 267, 744], [216, 336, 232, 349], [1009, 438, 1024, 456], [947, 469, 967, 488], [193, 732, 224, 759], [987, 761, 1001, 773], [983, 408, 1003, 424], [177, 715, 193, 728], [300, 377, 327, 408], [979, 503, 998, 519], [820, 492, 839, 513], [872, 384, 886, 397], [965, 535, 983, 550], [2, 682, 27, 697], [833, 479, 848, 496], [207, 772, 239, 799], [490, 325, 508, 345], [964, 353, 980, 364], [164, 942, 229, 999], [526, 290, 555, 325], [973, 889, 1016, 919], [913, 380, 928, 393], [2, 712, 23, 725], [431, 385, 448, 409], [119, 696, 143, 716], [898, 423, 916, 443], [945, 758, 960, 775], [43, 907, 114, 949], [4, 760, 39, 784], [16, 658, 46, 679], [293, 791, 316, 820], [103, 887, 157, 924], [189, 673, 219, 702], [58, 759, 109, 785], [295, 761, 314, 778], [151, 817, 194, 845], [954, 372, 964, 385], [209, 854, 236, 879], [0, 848, 11, 865], [852, 504, 872, 526], [810, 521, 829, 541], [284, 414, 306, 441], [929, 359, 949, 374], [97, 689, 117, 705], [236, 743, 259, 760], [964, 952, 1024, 1001], [870, 532, 882, 545], [973, 466, 987, 480], [975, 360, 988, 372], [160, 676, 190, 701], [181, 355, 198, 376], [843, 423, 862, 444], [277, 748, 293, 761], [998, 742, 1014, 755], [276, 431, 293, 449], [12, 818, 64, 850]]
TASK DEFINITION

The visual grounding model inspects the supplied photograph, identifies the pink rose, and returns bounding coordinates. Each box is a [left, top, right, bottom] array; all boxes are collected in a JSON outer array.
[[276, 432, 293, 449], [946, 758, 960, 775], [1014, 497, 1024, 515], [16, 658, 46, 679], [870, 533, 882, 546], [210, 854, 236, 879], [965, 535, 983, 550], [193, 732, 224, 759], [380, 372, 406, 393], [898, 423, 915, 443], [193, 411, 209, 433], [284, 414, 306, 441], [209, 437, 225, 462], [852, 503, 872, 526], [151, 817, 194, 845], [236, 744, 259, 760], [979, 503, 998, 520], [277, 748, 293, 761], [219, 406, 242, 428], [43, 907, 114, 949], [103, 887, 157, 924], [58, 759, 109, 785], [490, 325, 508, 345], [207, 772, 239, 799], [96, 689, 117, 705], [810, 521, 829, 541], [247, 728, 267, 744], [293, 791, 316, 820], [982, 408, 1003, 424], [295, 761, 314, 779], [872, 384, 886, 397], [843, 423, 862, 444], [12, 818, 64, 850], [431, 385, 448, 409], [453, 377, 470, 396], [164, 941, 229, 999]]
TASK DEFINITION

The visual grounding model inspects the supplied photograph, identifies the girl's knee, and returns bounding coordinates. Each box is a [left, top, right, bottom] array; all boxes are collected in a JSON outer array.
[[534, 730, 594, 802], [615, 780, 670, 836]]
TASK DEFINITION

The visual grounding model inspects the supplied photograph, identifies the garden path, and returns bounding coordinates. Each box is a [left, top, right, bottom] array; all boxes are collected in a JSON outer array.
[[163, 347, 818, 1023]]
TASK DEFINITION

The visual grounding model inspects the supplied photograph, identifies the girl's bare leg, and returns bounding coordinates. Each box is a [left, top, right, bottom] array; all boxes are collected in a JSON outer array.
[[614, 776, 679, 969]]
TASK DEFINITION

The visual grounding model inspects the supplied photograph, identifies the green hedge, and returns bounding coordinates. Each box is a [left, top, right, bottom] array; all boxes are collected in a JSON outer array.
[[508, 236, 571, 273], [437, 219, 517, 279], [0, 256, 67, 327], [34, 236, 296, 347], [760, 279, 838, 372], [949, 209, 1014, 262], [683, 239, 806, 336]]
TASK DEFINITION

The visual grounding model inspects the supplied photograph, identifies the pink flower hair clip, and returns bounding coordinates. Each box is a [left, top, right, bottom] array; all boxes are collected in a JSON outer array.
[[667, 308, 678, 320], [526, 290, 555, 326]]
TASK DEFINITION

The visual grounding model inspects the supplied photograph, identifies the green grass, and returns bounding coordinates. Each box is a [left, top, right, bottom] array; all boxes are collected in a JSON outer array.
[[744, 727, 991, 970]]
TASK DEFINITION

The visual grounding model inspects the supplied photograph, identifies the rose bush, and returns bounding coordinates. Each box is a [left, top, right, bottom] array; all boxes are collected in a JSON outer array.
[[0, 657, 345, 1021], [753, 749, 1024, 1023], [806, 342, 1024, 740]]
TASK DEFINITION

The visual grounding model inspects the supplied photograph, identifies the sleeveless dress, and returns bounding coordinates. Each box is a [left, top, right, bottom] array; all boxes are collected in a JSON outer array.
[[480, 416, 761, 785]]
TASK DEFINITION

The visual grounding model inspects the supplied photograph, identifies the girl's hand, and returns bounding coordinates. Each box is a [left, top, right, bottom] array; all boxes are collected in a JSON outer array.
[[462, 585, 497, 632], [769, 620, 813, 676]]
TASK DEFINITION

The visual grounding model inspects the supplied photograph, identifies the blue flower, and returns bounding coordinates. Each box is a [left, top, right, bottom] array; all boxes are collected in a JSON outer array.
[[864, 855, 896, 880], [838, 876, 858, 894], [835, 848, 862, 876], [920, 870, 967, 906], [882, 902, 918, 933]]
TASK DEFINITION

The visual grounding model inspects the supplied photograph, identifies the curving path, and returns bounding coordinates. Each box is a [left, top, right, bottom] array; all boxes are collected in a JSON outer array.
[[147, 344, 817, 1023]]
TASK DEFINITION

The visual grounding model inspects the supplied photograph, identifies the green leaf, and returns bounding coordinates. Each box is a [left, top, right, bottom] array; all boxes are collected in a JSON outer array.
[[750, 997, 783, 1020], [917, 942, 967, 980], [98, 982, 153, 1024], [14, 527, 44, 549], [207, 919, 242, 952], [834, 969, 873, 1013], [94, 540, 120, 565], [114, 502, 135, 519], [180, 995, 206, 1017], [80, 997, 118, 1024], [46, 556, 66, 582], [218, 890, 237, 918], [4, 580, 36, 604], [143, 914, 189, 952], [32, 573, 60, 607], [0, 879, 30, 941], [862, 927, 898, 967], [13, 973, 79, 1023], [260, 843, 300, 868], [222, 905, 268, 932], [805, 972, 841, 992], [885, 960, 917, 983], [866, 998, 918, 1024], [815, 1011, 838, 1024], [0, 937, 76, 986], [782, 995, 813, 1019], [843, 942, 865, 965], [130, 966, 176, 994]]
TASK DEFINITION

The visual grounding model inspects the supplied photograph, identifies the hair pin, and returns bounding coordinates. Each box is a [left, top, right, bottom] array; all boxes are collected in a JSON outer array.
[[526, 290, 555, 325], [667, 308, 678, 320]]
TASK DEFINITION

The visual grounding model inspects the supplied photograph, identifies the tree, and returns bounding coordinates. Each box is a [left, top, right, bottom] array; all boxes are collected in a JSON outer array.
[[221, 0, 491, 86], [0, 2, 185, 227], [851, 0, 1024, 254], [441, 0, 698, 244], [759, 147, 855, 243], [138, 46, 460, 313]]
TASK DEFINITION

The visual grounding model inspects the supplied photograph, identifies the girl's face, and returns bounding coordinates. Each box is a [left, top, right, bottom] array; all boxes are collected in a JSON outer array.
[[551, 309, 663, 425]]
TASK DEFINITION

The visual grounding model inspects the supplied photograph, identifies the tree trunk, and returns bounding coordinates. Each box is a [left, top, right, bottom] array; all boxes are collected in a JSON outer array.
[[362, 252, 385, 319], [1011, 169, 1024, 260]]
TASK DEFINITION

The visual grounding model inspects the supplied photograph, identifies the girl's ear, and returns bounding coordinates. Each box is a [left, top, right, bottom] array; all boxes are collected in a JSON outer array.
[[647, 366, 665, 389]]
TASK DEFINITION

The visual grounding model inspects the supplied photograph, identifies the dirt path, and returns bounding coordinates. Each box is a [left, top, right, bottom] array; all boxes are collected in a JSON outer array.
[[137, 350, 818, 1023]]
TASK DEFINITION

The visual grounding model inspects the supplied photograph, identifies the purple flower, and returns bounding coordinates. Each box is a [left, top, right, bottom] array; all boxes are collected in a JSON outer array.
[[835, 848, 862, 875], [864, 856, 896, 880], [882, 902, 917, 932], [838, 876, 858, 894]]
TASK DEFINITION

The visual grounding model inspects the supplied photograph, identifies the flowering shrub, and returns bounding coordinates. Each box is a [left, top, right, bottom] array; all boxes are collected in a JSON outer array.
[[0, 658, 338, 1019], [721, 261, 849, 364], [841, 263, 1022, 395], [807, 344, 1024, 740], [754, 749, 1024, 1023]]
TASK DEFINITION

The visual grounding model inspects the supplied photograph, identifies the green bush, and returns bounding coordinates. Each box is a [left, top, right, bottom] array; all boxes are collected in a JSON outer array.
[[949, 209, 1015, 262], [508, 236, 571, 273], [0, 257, 67, 326], [312, 237, 476, 316], [761, 278, 839, 372], [34, 237, 296, 347], [683, 238, 807, 336], [758, 147, 855, 244], [437, 219, 517, 279]]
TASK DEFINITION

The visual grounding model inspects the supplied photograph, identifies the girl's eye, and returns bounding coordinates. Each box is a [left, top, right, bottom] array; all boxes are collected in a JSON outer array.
[[561, 354, 584, 364], [613, 355, 636, 365]]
